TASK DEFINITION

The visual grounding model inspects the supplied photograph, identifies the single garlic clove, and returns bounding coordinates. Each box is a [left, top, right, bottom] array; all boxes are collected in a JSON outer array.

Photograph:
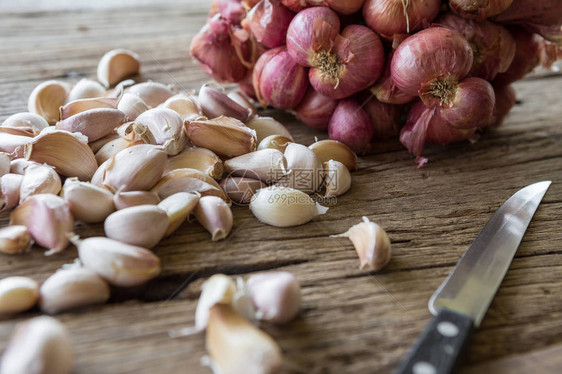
[[39, 266, 110, 314], [198, 84, 251, 122], [89, 133, 120, 154], [74, 236, 161, 287], [2, 112, 49, 132], [157, 192, 200, 237], [257, 134, 293, 152], [0, 174, 24, 213], [0, 225, 32, 255], [27, 80, 71, 124], [56, 108, 126, 143], [95, 136, 141, 165], [113, 190, 160, 210], [0, 126, 39, 137], [65, 78, 106, 103], [91, 159, 109, 188], [250, 186, 329, 227], [309, 139, 358, 171], [246, 115, 294, 143], [195, 274, 237, 332], [132, 108, 188, 156], [324, 159, 352, 197], [0, 316, 73, 374], [165, 147, 224, 179], [224, 148, 288, 184], [185, 116, 257, 158], [247, 271, 301, 324], [193, 196, 233, 241], [151, 168, 229, 202], [62, 178, 115, 223], [104, 205, 169, 249], [332, 217, 391, 271], [19, 163, 62, 202], [220, 177, 266, 205], [0, 133, 33, 157], [126, 81, 175, 108], [206, 304, 282, 374], [117, 92, 150, 120], [277, 142, 323, 193], [59, 96, 119, 120], [0, 152, 10, 178], [9, 159, 34, 175], [227, 90, 257, 118], [160, 92, 203, 121], [0, 276, 38, 314], [97, 49, 140, 87]]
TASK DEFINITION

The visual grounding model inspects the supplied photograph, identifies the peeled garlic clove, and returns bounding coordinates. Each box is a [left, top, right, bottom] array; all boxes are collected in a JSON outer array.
[[0, 316, 73, 374], [166, 147, 223, 179], [0, 226, 32, 255], [65, 78, 106, 103], [157, 192, 200, 237], [103, 144, 167, 192], [97, 49, 140, 87], [126, 81, 175, 107], [0, 276, 38, 314], [60, 96, 119, 120], [309, 139, 358, 171], [227, 90, 257, 118], [95, 136, 140, 165], [277, 143, 323, 193], [89, 133, 119, 154], [24, 129, 98, 181], [257, 134, 292, 152], [224, 149, 288, 184], [2, 112, 49, 132], [247, 271, 301, 324], [19, 163, 62, 202], [117, 92, 150, 120], [74, 236, 161, 287], [62, 178, 115, 223], [27, 80, 71, 124], [246, 116, 293, 143], [250, 186, 328, 227], [133, 108, 188, 156], [185, 116, 257, 158], [161, 92, 203, 121], [0, 133, 33, 156], [0, 152, 10, 177], [220, 177, 266, 205], [195, 274, 237, 332], [332, 217, 391, 271], [206, 304, 282, 374], [104, 205, 169, 249], [39, 266, 110, 314], [0, 174, 24, 213], [56, 108, 125, 143], [199, 84, 251, 122], [151, 168, 228, 202], [324, 160, 352, 197], [193, 196, 233, 241], [113, 190, 160, 210]]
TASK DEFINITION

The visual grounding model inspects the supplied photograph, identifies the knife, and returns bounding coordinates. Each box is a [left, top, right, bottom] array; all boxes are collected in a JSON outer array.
[[394, 181, 552, 374]]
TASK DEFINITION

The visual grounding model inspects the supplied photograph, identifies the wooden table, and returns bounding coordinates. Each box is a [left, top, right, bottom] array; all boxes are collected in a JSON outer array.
[[1, 1, 561, 373]]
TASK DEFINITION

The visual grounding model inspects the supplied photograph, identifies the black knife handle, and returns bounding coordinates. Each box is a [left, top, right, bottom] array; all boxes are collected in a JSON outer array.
[[394, 308, 473, 374]]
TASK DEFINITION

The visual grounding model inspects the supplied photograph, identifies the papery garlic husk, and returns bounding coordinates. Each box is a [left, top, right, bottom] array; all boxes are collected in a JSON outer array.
[[323, 160, 351, 197], [309, 139, 358, 171], [247, 271, 301, 324], [220, 177, 266, 205], [224, 148, 288, 184], [95, 136, 142, 165], [24, 129, 98, 181], [89, 133, 119, 154], [9, 159, 34, 175], [250, 186, 329, 227], [277, 143, 323, 193], [0, 152, 10, 177], [19, 163, 62, 202], [246, 116, 294, 143], [161, 92, 204, 121], [158, 192, 200, 237], [126, 81, 175, 108], [151, 168, 229, 202], [185, 116, 257, 158], [227, 90, 257, 118], [0, 133, 33, 156], [0, 174, 24, 213], [117, 92, 150, 120], [115, 121, 138, 139], [2, 112, 49, 132], [39, 266, 110, 314], [0, 316, 73, 374], [166, 147, 224, 179], [0, 225, 32, 255], [62, 178, 115, 223], [10, 194, 74, 255], [0, 125, 39, 137], [59, 96, 119, 120], [257, 134, 293, 153], [193, 195, 233, 241], [103, 144, 167, 192], [74, 236, 160, 287], [206, 304, 283, 374], [65, 78, 106, 103], [55, 108, 125, 143], [97, 49, 141, 87], [0, 276, 38, 314], [27, 80, 71, 124], [199, 84, 252, 122], [132, 108, 188, 155], [332, 217, 391, 271], [104, 205, 169, 249], [113, 190, 160, 210], [105, 78, 136, 98]]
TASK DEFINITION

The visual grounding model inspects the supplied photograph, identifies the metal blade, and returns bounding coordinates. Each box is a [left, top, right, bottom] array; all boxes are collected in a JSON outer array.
[[428, 181, 551, 326]]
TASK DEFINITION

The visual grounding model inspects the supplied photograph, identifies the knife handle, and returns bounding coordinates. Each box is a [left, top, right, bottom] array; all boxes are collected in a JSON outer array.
[[393, 308, 473, 374]]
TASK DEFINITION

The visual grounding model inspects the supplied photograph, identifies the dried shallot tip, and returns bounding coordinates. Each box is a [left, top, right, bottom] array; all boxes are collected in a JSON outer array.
[[193, 195, 233, 241], [0, 276, 38, 314], [39, 267, 110, 315], [328, 98, 374, 155], [450, 0, 513, 20], [151, 168, 229, 202], [161, 92, 203, 121], [359, 93, 404, 140], [132, 108, 188, 156], [95, 136, 141, 165], [113, 190, 160, 210], [126, 81, 175, 108], [117, 92, 150, 120], [199, 84, 252, 122], [2, 112, 49, 132], [227, 91, 257, 118], [185, 116, 257, 158], [332, 216, 391, 272], [309, 139, 357, 171], [246, 0, 295, 49], [0, 133, 33, 157], [224, 148, 288, 184], [166, 147, 224, 180], [19, 163, 62, 202], [55, 108, 126, 143], [104, 205, 169, 249], [209, 0, 246, 25], [220, 177, 266, 205], [10, 194, 74, 256], [0, 174, 24, 213], [0, 226, 32, 255], [0, 152, 10, 177], [257, 134, 292, 153], [62, 178, 115, 223], [277, 143, 323, 194], [65, 78, 106, 103], [158, 192, 200, 237], [59, 96, 119, 120], [370, 50, 417, 105], [295, 88, 337, 130], [97, 49, 140, 88], [27, 80, 71, 124], [247, 271, 301, 324], [246, 116, 293, 143], [490, 84, 516, 127], [323, 160, 352, 197]]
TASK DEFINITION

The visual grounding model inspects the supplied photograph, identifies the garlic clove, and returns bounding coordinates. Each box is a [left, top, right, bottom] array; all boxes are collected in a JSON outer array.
[[309, 139, 358, 171], [132, 108, 188, 156], [160, 92, 204, 121], [219, 177, 266, 205], [324, 160, 352, 197], [113, 190, 160, 210], [0, 174, 24, 213], [59, 96, 119, 120], [0, 316, 73, 374], [193, 196, 233, 241], [151, 168, 229, 202], [74, 236, 161, 287], [227, 90, 257, 118], [247, 271, 301, 324], [198, 84, 251, 122], [277, 143, 323, 193], [117, 92, 150, 120], [0, 152, 10, 178], [19, 163, 62, 202], [89, 133, 120, 154], [62, 178, 115, 223], [246, 115, 294, 143], [65, 78, 106, 103], [0, 276, 38, 314], [195, 274, 237, 332], [165, 147, 224, 179], [157, 192, 200, 237], [185, 116, 257, 158], [55, 108, 126, 143], [0, 125, 39, 137], [0, 133, 33, 157], [0, 225, 32, 255], [332, 217, 391, 271], [9, 159, 34, 175], [104, 205, 169, 249], [257, 134, 293, 152], [27, 80, 71, 124], [91, 159, 109, 188], [2, 112, 49, 132], [250, 186, 329, 227], [95, 136, 141, 165], [224, 148, 288, 184], [39, 266, 110, 314], [97, 49, 141, 87], [126, 81, 175, 108]]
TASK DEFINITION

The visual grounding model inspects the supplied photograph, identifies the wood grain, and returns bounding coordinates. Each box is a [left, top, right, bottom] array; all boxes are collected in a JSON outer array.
[[1, 2, 561, 373]]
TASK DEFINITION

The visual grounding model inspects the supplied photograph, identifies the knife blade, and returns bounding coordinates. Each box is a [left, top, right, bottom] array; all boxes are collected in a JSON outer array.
[[394, 181, 551, 374]]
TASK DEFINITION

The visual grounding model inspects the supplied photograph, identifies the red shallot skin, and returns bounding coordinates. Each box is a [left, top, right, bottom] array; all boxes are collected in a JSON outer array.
[[358, 92, 404, 140], [309, 25, 385, 99], [328, 99, 374, 154], [490, 84, 516, 127], [391, 27, 474, 97], [363, 0, 441, 39], [492, 0, 562, 26], [295, 88, 338, 130], [370, 50, 417, 104], [280, 0, 314, 12], [324, 0, 366, 15], [246, 0, 295, 49], [238, 71, 258, 99], [209, 0, 247, 24], [449, 0, 513, 21]]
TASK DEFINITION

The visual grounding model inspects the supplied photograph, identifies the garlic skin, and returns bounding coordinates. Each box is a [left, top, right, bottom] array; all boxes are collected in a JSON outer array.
[[89, 133, 120, 153], [224, 149, 288, 184], [27, 80, 71, 124], [10, 159, 34, 175], [199, 84, 252, 122], [97, 49, 141, 87], [104, 205, 169, 249], [278, 143, 323, 193], [324, 160, 352, 197], [0, 133, 33, 156], [133, 108, 188, 156], [151, 168, 229, 202], [55, 108, 125, 142], [117, 92, 150, 120], [0, 153, 11, 177], [113, 190, 160, 210], [0, 126, 39, 137], [246, 116, 294, 143], [157, 192, 200, 237], [195, 274, 237, 331], [161, 92, 203, 121], [126, 81, 175, 108], [193, 196, 233, 241], [257, 134, 293, 153], [62, 178, 115, 223], [65, 78, 106, 103], [309, 139, 358, 171], [0, 174, 24, 213], [0, 276, 39, 314], [220, 177, 266, 205], [227, 91, 257, 118], [2, 112, 49, 132], [332, 217, 391, 271], [60, 96, 120, 120], [250, 186, 329, 227], [0, 226, 32, 255], [166, 147, 224, 180], [19, 163, 62, 202], [95, 136, 141, 165], [247, 271, 301, 324], [0, 316, 73, 374]]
